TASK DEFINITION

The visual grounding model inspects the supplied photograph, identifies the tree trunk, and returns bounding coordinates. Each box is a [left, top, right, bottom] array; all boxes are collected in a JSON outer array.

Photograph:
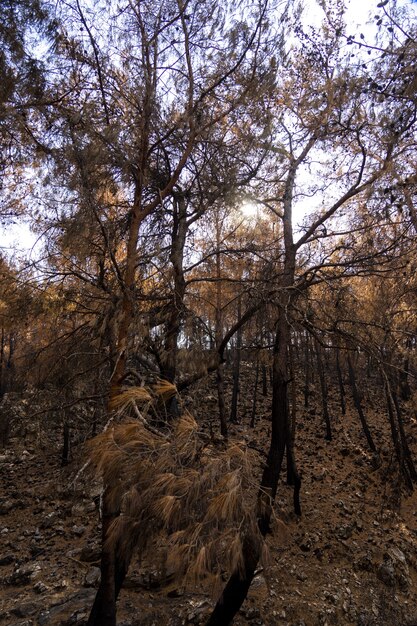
[[392, 387, 417, 483], [304, 331, 310, 409], [217, 364, 228, 438], [61, 421, 70, 466], [262, 363, 268, 397], [206, 313, 290, 626], [206, 148, 301, 624], [286, 341, 301, 515], [0, 327, 4, 399], [315, 339, 332, 441], [230, 297, 242, 424], [347, 354, 377, 453], [385, 379, 412, 489], [336, 347, 346, 416], [399, 350, 411, 401], [250, 358, 259, 428], [215, 210, 228, 438]]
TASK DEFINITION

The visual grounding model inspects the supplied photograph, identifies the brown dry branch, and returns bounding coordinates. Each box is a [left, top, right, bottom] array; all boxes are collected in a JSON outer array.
[[88, 382, 266, 595]]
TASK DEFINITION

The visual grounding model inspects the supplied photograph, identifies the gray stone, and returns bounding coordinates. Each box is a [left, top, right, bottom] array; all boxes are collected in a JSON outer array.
[[10, 602, 39, 618], [7, 562, 41, 586], [79, 544, 100, 563], [84, 566, 101, 587], [0, 500, 13, 515], [0, 553, 15, 565], [378, 561, 396, 587]]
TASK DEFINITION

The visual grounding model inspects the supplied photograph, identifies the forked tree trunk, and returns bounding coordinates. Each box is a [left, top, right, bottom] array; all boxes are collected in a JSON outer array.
[[205, 314, 290, 626]]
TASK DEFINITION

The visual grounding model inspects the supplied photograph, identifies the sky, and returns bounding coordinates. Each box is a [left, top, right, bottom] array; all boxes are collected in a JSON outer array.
[[1, 0, 416, 258]]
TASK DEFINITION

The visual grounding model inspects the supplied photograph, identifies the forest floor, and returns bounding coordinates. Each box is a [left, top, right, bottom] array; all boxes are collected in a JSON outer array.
[[1, 363, 417, 626]]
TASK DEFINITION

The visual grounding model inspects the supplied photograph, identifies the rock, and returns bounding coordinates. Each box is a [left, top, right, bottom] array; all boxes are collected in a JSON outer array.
[[355, 553, 373, 572], [242, 606, 261, 620], [0, 554, 15, 565], [64, 609, 88, 624], [7, 562, 41, 586], [40, 513, 57, 529], [338, 525, 354, 540], [378, 561, 396, 587], [33, 581, 49, 594], [71, 525, 86, 537], [0, 500, 13, 515], [84, 566, 101, 587], [79, 544, 101, 563], [386, 546, 411, 590], [37, 590, 96, 625], [10, 602, 39, 618]]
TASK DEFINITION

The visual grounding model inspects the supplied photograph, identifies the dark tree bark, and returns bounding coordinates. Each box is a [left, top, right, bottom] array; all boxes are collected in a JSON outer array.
[[206, 313, 290, 626], [392, 387, 417, 483], [160, 193, 188, 386], [347, 354, 377, 453], [205, 137, 308, 625], [286, 341, 301, 515], [61, 421, 70, 466], [315, 339, 332, 441], [385, 379, 412, 489], [250, 358, 259, 428], [336, 347, 346, 416], [215, 209, 228, 438], [0, 328, 4, 399], [230, 296, 242, 424], [262, 363, 268, 397], [303, 331, 310, 409], [399, 347, 412, 401]]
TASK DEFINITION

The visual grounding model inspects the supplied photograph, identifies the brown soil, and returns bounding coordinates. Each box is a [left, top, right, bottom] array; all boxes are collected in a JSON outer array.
[[1, 364, 417, 626]]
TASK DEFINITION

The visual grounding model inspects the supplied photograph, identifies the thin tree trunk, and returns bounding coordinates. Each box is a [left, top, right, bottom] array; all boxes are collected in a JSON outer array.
[[62, 421, 70, 466], [0, 327, 4, 398], [385, 378, 412, 489], [206, 314, 290, 626], [230, 296, 242, 424], [315, 339, 332, 441], [304, 331, 310, 409], [336, 347, 346, 416], [262, 363, 268, 397], [392, 388, 417, 482], [217, 364, 228, 438], [347, 354, 377, 453], [215, 210, 227, 438], [399, 350, 411, 401], [205, 145, 304, 624], [250, 358, 259, 428], [286, 341, 301, 515]]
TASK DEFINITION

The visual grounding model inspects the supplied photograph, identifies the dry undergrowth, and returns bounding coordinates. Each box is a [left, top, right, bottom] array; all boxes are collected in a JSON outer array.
[[89, 381, 267, 594]]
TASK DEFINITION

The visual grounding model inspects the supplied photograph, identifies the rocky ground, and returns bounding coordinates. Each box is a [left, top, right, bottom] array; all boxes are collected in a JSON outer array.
[[1, 364, 417, 626]]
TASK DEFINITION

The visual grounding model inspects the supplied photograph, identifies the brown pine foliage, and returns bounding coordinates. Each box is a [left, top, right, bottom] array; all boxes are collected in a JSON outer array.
[[88, 382, 267, 591]]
